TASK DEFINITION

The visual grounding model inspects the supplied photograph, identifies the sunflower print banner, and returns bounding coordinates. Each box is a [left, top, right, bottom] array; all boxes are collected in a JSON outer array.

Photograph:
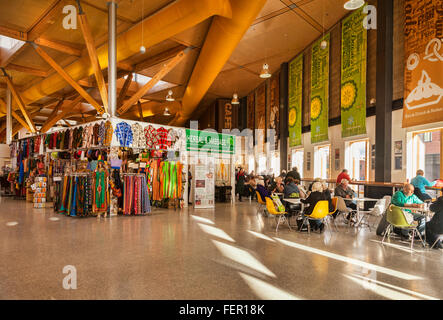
[[341, 6, 367, 137], [289, 54, 303, 147], [310, 34, 330, 143]]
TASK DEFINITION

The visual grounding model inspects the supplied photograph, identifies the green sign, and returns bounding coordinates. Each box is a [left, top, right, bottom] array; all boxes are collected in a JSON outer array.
[[288, 54, 303, 147], [186, 129, 235, 155], [341, 5, 367, 138], [310, 33, 330, 144]]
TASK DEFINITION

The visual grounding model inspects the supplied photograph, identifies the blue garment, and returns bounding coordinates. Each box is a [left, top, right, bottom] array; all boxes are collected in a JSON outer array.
[[18, 161, 24, 184], [115, 122, 133, 147], [256, 184, 271, 200], [411, 175, 435, 194]]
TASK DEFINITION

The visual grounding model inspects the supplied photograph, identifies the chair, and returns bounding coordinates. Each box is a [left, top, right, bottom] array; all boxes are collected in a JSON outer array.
[[430, 234, 443, 250], [359, 196, 391, 231], [326, 197, 339, 231], [265, 197, 291, 232], [335, 196, 353, 225], [256, 191, 266, 216], [382, 204, 426, 249], [299, 200, 330, 234]]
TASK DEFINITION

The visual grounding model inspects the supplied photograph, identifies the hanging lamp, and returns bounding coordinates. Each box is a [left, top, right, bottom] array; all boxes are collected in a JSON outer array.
[[231, 93, 240, 105], [165, 90, 175, 101], [163, 107, 171, 116], [344, 0, 364, 10], [259, 63, 271, 78]]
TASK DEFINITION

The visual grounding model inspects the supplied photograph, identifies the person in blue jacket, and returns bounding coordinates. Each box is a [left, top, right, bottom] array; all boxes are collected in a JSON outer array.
[[411, 169, 436, 201]]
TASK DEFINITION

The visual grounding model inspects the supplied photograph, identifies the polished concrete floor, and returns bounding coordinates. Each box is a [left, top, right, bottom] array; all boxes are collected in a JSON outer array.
[[0, 197, 442, 300]]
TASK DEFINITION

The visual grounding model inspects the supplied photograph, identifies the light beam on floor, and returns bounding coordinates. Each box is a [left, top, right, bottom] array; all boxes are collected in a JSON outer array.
[[212, 240, 276, 278], [191, 215, 215, 225], [370, 240, 426, 253], [6, 221, 18, 226], [238, 272, 300, 300], [247, 230, 275, 242], [347, 274, 438, 300], [198, 223, 235, 242], [274, 237, 422, 281]]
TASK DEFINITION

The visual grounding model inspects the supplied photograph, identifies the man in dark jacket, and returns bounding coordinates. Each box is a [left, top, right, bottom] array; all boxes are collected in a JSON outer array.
[[426, 191, 443, 249]]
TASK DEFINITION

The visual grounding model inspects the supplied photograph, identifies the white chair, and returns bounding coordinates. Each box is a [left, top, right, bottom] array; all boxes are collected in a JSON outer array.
[[358, 196, 391, 231], [335, 196, 353, 225]]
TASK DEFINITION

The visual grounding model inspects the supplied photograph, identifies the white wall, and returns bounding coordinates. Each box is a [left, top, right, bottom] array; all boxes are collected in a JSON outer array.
[[288, 109, 443, 183]]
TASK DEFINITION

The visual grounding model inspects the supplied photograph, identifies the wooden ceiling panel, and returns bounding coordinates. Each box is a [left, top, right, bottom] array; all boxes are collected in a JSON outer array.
[[300, 0, 349, 32], [171, 19, 212, 48], [0, 0, 56, 32], [255, 0, 287, 19]]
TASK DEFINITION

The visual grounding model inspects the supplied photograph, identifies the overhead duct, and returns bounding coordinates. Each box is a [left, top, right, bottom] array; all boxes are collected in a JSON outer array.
[[20, 0, 232, 105], [170, 0, 267, 126]]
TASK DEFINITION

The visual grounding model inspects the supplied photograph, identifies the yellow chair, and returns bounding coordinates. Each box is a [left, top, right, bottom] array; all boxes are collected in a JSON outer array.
[[300, 200, 330, 234], [382, 204, 426, 249], [256, 191, 266, 215], [326, 197, 339, 231], [265, 197, 291, 232]]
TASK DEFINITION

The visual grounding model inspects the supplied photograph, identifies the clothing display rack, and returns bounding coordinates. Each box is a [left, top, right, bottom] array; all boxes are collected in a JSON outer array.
[[121, 173, 151, 215]]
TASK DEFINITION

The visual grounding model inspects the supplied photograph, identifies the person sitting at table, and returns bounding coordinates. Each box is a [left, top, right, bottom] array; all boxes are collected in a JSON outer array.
[[283, 176, 302, 215], [286, 167, 301, 183], [334, 179, 357, 221], [411, 169, 436, 202], [337, 169, 352, 184], [391, 183, 426, 239], [294, 179, 307, 198], [270, 176, 285, 193], [321, 182, 334, 212], [256, 179, 271, 200], [300, 182, 326, 233], [426, 189, 443, 249], [308, 177, 322, 192]]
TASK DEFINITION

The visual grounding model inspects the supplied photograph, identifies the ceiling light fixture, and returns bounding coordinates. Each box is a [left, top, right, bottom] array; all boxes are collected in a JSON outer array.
[[231, 93, 240, 105], [259, 63, 271, 78], [166, 90, 175, 101], [163, 107, 171, 116], [344, 0, 365, 10]]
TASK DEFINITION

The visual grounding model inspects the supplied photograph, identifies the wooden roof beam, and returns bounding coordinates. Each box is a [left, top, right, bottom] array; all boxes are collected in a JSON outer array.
[[34, 38, 82, 57], [117, 73, 133, 108], [41, 95, 83, 133], [32, 43, 105, 115], [1, 69, 36, 132], [117, 49, 188, 115], [0, 40, 26, 68], [6, 63, 48, 77], [77, 7, 108, 113], [27, 0, 66, 41]]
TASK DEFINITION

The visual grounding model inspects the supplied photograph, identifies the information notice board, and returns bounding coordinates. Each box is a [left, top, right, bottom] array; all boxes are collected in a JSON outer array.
[[194, 162, 215, 209]]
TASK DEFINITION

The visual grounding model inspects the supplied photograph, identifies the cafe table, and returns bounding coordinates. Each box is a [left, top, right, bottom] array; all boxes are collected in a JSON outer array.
[[344, 197, 379, 228]]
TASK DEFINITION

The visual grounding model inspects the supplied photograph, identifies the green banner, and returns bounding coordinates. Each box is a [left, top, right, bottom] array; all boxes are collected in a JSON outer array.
[[288, 54, 303, 147], [310, 34, 330, 143], [186, 129, 235, 155], [341, 6, 367, 137]]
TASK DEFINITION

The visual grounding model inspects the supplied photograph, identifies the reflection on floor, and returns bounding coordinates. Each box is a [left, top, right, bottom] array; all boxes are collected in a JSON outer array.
[[0, 198, 442, 300]]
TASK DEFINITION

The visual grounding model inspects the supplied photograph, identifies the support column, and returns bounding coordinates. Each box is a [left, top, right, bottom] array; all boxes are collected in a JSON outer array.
[[375, 0, 393, 182], [107, 1, 117, 117], [279, 62, 289, 171], [6, 86, 12, 144]]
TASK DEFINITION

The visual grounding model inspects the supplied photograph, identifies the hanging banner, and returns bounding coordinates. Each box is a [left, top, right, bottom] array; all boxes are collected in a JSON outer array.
[[289, 54, 303, 147], [247, 91, 255, 131], [403, 0, 443, 127], [341, 6, 367, 137], [269, 73, 280, 150], [217, 99, 238, 132], [310, 34, 330, 143]]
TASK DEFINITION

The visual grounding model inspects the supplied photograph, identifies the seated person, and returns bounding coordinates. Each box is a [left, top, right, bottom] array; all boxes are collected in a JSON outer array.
[[283, 177, 302, 215], [426, 190, 443, 249], [337, 169, 351, 184], [300, 182, 326, 233], [391, 183, 425, 239], [321, 182, 334, 213], [411, 169, 436, 202], [308, 178, 322, 192], [294, 179, 307, 199], [268, 176, 285, 194], [256, 179, 271, 201], [334, 179, 357, 213]]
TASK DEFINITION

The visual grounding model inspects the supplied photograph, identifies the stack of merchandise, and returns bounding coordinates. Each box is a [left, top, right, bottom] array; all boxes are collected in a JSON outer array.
[[33, 177, 47, 208]]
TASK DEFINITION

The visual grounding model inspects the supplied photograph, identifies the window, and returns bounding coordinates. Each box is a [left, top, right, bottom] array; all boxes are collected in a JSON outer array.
[[412, 129, 442, 182], [0, 35, 24, 50], [314, 145, 330, 179], [291, 149, 304, 178], [271, 154, 280, 177], [258, 155, 267, 175], [346, 139, 369, 181], [248, 155, 255, 173]]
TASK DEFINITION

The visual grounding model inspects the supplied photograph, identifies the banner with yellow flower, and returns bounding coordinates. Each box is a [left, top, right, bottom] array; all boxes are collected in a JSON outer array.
[[341, 6, 367, 137], [289, 54, 303, 147], [311, 34, 330, 144]]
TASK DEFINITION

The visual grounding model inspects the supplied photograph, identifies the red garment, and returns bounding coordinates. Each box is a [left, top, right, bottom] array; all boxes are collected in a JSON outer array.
[[156, 127, 169, 150], [336, 172, 351, 184]]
